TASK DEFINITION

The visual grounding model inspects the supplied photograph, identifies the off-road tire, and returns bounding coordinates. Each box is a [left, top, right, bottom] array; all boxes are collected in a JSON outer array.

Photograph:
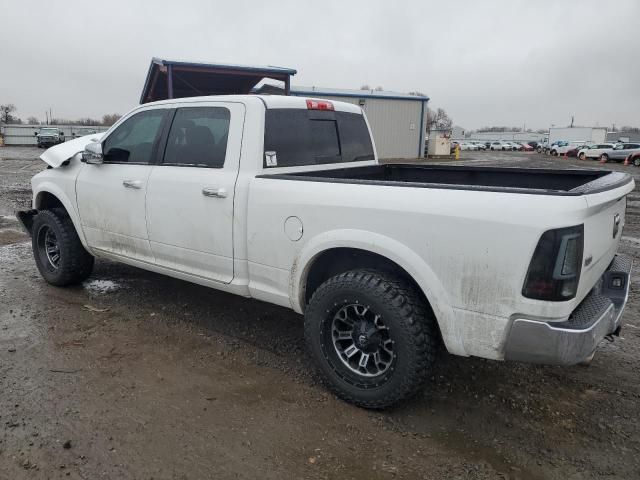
[[304, 269, 439, 408], [31, 208, 94, 286]]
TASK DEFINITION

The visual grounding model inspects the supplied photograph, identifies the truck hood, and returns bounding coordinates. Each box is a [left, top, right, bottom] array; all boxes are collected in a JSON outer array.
[[40, 133, 105, 168]]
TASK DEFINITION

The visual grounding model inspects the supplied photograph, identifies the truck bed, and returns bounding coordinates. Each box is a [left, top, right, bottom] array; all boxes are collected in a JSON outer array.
[[259, 164, 631, 196]]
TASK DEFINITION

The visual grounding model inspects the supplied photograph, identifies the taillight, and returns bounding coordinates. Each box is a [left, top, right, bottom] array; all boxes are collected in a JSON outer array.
[[522, 225, 584, 301], [306, 99, 334, 111]]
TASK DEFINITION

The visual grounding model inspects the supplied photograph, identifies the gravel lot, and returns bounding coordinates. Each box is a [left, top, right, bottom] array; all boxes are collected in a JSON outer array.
[[1, 146, 640, 479]]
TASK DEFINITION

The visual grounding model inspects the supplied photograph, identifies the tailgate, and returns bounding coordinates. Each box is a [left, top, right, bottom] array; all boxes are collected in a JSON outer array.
[[578, 177, 634, 300]]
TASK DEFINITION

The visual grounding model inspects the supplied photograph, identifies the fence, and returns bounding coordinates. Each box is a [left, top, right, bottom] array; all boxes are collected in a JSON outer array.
[[0, 124, 109, 146]]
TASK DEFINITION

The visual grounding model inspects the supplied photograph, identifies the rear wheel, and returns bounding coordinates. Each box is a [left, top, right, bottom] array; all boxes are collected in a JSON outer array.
[[579, 152, 586, 160], [305, 269, 439, 408], [32, 209, 94, 286], [634, 157, 640, 167]]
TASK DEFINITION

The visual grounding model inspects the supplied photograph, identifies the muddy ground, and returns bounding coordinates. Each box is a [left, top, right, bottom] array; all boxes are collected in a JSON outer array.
[[1, 146, 639, 480]]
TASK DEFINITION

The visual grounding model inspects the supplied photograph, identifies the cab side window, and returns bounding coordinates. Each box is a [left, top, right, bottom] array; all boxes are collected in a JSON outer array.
[[163, 107, 230, 168], [102, 109, 166, 164]]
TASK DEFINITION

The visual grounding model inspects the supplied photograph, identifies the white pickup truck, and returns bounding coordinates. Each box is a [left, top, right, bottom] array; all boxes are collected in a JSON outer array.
[[18, 95, 634, 408]]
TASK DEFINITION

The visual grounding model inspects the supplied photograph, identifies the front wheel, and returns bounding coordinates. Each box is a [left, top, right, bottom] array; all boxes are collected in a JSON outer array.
[[600, 153, 609, 163], [32, 209, 94, 286], [304, 269, 439, 408]]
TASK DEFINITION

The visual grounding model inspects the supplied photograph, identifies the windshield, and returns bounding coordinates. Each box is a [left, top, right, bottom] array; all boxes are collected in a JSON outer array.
[[40, 128, 58, 134]]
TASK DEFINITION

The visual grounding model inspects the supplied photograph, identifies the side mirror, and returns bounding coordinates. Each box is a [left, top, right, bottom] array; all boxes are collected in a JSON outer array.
[[34, 132, 38, 136], [82, 142, 104, 164]]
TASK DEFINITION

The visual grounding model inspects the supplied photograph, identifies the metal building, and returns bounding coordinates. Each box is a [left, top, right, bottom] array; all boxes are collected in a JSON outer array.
[[0, 124, 108, 146], [606, 131, 640, 143], [290, 87, 429, 159]]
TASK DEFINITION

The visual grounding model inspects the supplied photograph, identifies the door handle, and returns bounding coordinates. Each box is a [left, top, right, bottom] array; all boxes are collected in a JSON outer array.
[[202, 187, 227, 198], [122, 180, 142, 189]]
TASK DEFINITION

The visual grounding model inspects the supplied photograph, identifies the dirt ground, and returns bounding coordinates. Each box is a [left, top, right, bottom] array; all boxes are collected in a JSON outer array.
[[1, 146, 639, 480]]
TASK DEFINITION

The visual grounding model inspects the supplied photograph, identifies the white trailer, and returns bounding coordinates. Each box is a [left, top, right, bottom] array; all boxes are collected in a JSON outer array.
[[548, 127, 607, 146]]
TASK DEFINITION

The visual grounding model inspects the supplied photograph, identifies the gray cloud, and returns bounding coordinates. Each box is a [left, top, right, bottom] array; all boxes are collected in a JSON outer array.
[[1, 0, 638, 129]]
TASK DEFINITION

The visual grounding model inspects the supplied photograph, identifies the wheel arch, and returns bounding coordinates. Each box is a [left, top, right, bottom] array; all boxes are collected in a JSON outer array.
[[292, 230, 464, 356], [31, 184, 89, 249]]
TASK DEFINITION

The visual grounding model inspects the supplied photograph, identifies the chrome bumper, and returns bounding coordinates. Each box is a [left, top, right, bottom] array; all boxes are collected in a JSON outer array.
[[505, 255, 632, 365]]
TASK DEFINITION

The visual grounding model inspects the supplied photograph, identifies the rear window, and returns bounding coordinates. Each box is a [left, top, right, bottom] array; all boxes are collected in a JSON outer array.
[[263, 109, 374, 168]]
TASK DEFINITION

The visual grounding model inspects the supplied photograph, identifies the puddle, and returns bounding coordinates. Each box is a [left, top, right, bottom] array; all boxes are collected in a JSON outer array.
[[621, 236, 640, 246], [0, 241, 31, 262], [82, 279, 123, 294]]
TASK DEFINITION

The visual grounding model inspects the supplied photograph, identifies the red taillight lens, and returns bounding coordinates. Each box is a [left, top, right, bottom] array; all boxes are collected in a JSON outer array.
[[522, 225, 584, 301], [306, 99, 334, 111]]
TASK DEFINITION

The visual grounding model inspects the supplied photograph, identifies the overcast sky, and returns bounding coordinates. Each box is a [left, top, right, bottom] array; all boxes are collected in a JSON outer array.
[[1, 0, 638, 130]]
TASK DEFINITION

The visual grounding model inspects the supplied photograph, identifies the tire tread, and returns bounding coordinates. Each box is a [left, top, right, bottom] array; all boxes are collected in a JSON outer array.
[[305, 269, 439, 408], [32, 208, 93, 286]]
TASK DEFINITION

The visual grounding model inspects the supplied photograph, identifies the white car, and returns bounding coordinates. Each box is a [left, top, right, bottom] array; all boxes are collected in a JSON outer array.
[[18, 94, 634, 408], [460, 142, 478, 151], [490, 141, 511, 151], [578, 143, 615, 160], [472, 142, 487, 150], [550, 141, 585, 156]]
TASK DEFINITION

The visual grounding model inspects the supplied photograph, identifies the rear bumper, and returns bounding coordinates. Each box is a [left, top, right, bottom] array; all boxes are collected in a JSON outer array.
[[505, 255, 632, 365]]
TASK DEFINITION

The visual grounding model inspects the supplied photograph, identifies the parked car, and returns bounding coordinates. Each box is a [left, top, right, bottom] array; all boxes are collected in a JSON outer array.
[[489, 141, 502, 151], [473, 142, 486, 150], [18, 94, 634, 408], [577, 144, 614, 160], [499, 141, 513, 151], [35, 127, 65, 148], [549, 141, 585, 156], [527, 141, 539, 150], [521, 143, 534, 152], [461, 142, 478, 151], [566, 142, 592, 157], [72, 128, 98, 138], [539, 139, 559, 154], [627, 151, 640, 167], [510, 142, 523, 151], [600, 143, 640, 163]]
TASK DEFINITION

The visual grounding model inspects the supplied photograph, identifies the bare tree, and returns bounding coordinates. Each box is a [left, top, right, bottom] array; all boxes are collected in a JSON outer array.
[[360, 84, 371, 90], [27, 116, 40, 125], [77, 117, 102, 126], [101, 113, 121, 126], [374, 86, 384, 91], [0, 104, 17, 124], [426, 107, 452, 132], [477, 126, 523, 133]]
